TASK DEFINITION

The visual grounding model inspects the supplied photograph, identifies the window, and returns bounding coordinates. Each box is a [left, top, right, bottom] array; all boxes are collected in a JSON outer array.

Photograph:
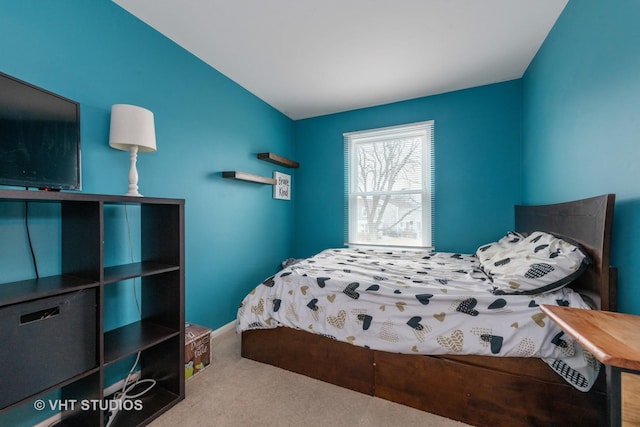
[[344, 121, 434, 249]]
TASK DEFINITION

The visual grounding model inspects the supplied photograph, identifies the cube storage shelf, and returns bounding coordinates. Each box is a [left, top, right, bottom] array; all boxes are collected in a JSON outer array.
[[0, 189, 185, 426]]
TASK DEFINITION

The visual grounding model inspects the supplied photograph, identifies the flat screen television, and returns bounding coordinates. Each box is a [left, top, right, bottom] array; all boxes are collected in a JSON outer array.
[[0, 72, 81, 190]]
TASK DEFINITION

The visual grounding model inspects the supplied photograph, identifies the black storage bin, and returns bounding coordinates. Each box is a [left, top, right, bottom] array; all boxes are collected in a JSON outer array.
[[0, 289, 97, 409]]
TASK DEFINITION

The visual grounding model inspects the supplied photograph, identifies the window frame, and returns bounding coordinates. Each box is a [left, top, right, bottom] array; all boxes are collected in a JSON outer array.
[[344, 120, 434, 249]]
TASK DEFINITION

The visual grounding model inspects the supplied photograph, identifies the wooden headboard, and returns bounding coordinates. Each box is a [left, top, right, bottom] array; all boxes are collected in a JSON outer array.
[[514, 194, 616, 312]]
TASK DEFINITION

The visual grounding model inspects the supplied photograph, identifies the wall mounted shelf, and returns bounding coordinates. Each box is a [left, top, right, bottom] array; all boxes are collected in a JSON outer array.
[[257, 152, 299, 168], [222, 171, 277, 185]]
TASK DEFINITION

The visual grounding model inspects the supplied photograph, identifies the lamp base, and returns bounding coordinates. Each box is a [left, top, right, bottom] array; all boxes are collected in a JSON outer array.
[[125, 189, 144, 197], [124, 146, 144, 197]]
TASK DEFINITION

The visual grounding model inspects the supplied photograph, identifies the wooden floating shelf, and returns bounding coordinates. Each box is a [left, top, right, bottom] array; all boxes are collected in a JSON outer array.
[[222, 171, 276, 185], [257, 152, 299, 168]]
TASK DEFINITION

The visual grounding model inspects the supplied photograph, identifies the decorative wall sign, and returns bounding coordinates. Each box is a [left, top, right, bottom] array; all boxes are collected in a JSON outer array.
[[273, 171, 291, 200]]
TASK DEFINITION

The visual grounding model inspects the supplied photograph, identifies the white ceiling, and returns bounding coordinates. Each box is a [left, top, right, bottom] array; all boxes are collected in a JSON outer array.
[[113, 0, 568, 120]]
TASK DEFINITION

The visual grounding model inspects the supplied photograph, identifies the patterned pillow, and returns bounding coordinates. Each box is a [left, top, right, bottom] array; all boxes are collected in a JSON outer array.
[[480, 231, 590, 295], [475, 231, 526, 264]]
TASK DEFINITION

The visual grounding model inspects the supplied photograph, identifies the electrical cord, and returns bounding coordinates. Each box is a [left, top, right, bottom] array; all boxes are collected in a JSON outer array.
[[124, 205, 141, 314], [25, 200, 40, 279], [105, 350, 156, 427]]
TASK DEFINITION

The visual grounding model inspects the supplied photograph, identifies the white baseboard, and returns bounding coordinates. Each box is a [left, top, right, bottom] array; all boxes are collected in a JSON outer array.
[[210, 320, 235, 339]]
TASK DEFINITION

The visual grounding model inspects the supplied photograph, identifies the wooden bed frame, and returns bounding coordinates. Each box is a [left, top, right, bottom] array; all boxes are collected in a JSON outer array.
[[241, 194, 616, 427]]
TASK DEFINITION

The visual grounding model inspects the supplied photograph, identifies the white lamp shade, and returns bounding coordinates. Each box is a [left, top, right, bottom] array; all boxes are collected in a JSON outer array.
[[109, 104, 157, 152]]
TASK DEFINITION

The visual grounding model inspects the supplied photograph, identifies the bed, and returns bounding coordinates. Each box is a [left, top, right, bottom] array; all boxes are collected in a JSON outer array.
[[238, 194, 616, 427]]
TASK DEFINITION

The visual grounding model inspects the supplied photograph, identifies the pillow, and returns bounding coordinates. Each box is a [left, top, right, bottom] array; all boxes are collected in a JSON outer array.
[[475, 231, 526, 264], [480, 231, 590, 295]]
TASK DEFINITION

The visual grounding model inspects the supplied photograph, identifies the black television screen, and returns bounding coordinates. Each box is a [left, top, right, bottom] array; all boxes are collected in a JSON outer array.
[[0, 72, 81, 190]]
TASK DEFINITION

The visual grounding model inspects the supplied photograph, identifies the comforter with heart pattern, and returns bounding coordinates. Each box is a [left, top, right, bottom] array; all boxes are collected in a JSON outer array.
[[236, 248, 599, 391]]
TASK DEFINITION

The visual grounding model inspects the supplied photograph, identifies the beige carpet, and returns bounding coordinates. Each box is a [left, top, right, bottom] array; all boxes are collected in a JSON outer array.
[[150, 329, 471, 427]]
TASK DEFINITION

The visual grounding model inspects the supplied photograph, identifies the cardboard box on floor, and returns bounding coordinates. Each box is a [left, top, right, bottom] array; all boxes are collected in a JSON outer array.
[[185, 323, 211, 380]]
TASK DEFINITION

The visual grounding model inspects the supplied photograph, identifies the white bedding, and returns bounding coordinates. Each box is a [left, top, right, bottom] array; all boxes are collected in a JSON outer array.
[[237, 247, 600, 391]]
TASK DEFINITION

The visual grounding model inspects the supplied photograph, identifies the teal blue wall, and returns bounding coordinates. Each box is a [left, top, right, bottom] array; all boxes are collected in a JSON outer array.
[[0, 0, 295, 327], [1, 1, 294, 423], [522, 0, 640, 314], [293, 81, 522, 257]]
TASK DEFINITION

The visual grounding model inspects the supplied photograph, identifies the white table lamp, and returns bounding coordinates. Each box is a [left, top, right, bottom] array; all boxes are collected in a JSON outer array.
[[109, 104, 156, 197]]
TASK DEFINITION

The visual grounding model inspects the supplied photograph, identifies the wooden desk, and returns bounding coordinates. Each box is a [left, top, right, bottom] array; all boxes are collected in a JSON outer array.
[[541, 305, 640, 427]]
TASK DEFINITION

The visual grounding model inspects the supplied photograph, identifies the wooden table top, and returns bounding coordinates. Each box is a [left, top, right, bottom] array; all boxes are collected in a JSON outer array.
[[540, 305, 640, 371]]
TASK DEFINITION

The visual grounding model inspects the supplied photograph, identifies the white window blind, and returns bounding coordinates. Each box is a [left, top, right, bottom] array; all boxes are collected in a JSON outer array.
[[344, 121, 434, 249]]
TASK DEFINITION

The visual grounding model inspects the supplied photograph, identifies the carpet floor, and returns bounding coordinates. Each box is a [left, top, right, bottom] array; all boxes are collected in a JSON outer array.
[[149, 328, 471, 427]]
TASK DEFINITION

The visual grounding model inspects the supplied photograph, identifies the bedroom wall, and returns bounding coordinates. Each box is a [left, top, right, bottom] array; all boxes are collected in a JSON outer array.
[[521, 0, 640, 314], [292, 80, 522, 258], [0, 3, 293, 341]]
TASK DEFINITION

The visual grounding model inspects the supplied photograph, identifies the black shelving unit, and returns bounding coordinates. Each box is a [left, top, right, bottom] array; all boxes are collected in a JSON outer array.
[[0, 189, 185, 426]]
